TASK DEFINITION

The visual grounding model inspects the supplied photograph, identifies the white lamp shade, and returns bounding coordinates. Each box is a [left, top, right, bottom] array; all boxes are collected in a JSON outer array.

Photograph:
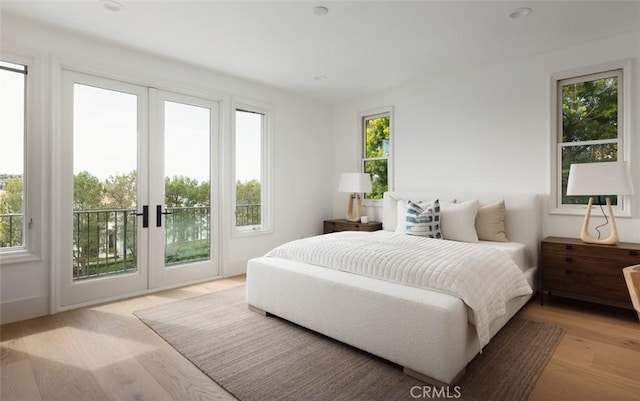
[[338, 173, 372, 193], [567, 161, 634, 196]]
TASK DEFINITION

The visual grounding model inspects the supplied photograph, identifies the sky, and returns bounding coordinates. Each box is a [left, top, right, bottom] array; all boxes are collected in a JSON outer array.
[[0, 64, 25, 176], [1, 72, 260, 186]]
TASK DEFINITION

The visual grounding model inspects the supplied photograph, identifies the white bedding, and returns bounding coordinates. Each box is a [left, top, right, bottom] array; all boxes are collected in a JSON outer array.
[[266, 230, 533, 348], [478, 240, 531, 272]]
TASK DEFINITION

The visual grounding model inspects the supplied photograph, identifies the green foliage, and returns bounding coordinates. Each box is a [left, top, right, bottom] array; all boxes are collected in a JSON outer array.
[[562, 77, 618, 143], [74, 171, 104, 210], [0, 175, 23, 247], [165, 239, 210, 265], [236, 179, 261, 226], [104, 171, 137, 209], [561, 76, 619, 205], [236, 179, 260, 205], [165, 176, 210, 207], [364, 116, 390, 199]]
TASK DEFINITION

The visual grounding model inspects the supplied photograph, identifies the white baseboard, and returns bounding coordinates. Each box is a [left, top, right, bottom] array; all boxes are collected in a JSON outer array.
[[1, 294, 49, 325], [225, 260, 248, 277]]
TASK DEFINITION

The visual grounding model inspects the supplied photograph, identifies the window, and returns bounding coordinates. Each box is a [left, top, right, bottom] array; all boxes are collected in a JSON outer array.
[[0, 61, 27, 251], [233, 103, 271, 233], [362, 108, 392, 199], [552, 64, 629, 213]]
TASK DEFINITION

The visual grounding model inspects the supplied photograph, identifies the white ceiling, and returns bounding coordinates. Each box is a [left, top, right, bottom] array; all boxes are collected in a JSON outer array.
[[2, 1, 640, 103]]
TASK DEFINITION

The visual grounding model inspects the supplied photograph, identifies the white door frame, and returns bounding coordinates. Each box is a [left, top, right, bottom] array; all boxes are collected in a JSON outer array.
[[59, 70, 150, 308], [56, 71, 221, 310], [148, 89, 220, 288]]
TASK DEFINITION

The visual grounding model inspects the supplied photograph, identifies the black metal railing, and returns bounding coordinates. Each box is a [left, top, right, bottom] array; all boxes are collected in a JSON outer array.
[[6, 204, 261, 279], [73, 209, 138, 280], [0, 213, 24, 248], [236, 204, 261, 227]]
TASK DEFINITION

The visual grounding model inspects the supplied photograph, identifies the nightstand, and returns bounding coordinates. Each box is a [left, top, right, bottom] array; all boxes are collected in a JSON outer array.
[[323, 219, 382, 234], [540, 236, 640, 308]]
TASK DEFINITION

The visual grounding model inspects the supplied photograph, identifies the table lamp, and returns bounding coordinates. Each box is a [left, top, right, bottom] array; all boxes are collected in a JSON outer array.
[[338, 173, 372, 222], [566, 161, 633, 245]]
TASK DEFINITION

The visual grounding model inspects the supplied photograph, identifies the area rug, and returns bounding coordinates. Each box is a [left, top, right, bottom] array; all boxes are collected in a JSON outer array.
[[134, 286, 563, 401]]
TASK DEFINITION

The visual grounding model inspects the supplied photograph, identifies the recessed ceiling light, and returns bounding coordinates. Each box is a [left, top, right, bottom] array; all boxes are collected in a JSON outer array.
[[101, 0, 124, 12], [313, 6, 329, 16], [509, 7, 532, 19]]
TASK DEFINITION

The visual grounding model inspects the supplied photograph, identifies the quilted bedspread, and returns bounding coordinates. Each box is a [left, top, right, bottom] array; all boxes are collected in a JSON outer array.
[[265, 230, 532, 348]]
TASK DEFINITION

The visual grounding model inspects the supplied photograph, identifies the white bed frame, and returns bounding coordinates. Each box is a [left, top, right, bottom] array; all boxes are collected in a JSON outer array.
[[246, 191, 540, 385]]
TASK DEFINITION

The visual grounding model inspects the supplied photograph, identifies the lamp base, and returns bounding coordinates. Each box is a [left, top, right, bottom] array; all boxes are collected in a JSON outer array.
[[345, 193, 363, 222], [580, 197, 619, 245]]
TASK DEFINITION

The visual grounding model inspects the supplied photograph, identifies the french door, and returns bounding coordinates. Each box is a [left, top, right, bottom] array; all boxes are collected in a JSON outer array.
[[60, 71, 219, 307]]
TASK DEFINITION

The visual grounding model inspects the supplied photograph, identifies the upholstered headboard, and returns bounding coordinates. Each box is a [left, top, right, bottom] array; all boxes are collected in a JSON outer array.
[[383, 191, 541, 268]]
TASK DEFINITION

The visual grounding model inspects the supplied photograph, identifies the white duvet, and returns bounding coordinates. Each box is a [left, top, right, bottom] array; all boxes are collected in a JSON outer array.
[[265, 230, 532, 348]]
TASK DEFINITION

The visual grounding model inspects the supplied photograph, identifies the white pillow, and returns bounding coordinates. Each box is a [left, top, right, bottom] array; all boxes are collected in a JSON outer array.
[[440, 200, 479, 243], [476, 200, 508, 242]]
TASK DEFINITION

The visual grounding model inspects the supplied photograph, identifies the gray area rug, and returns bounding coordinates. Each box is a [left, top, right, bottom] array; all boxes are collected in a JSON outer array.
[[134, 286, 563, 401]]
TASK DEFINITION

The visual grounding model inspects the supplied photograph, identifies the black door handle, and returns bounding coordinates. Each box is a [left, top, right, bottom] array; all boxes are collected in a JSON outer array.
[[156, 205, 172, 227], [134, 205, 148, 228]]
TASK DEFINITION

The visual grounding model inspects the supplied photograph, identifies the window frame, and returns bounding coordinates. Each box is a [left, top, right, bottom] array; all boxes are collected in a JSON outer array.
[[0, 52, 44, 264], [231, 100, 273, 236], [360, 106, 393, 205], [549, 60, 632, 217]]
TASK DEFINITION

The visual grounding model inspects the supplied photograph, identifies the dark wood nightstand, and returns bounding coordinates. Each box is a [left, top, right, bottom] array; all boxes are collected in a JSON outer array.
[[540, 236, 640, 308], [323, 219, 382, 234]]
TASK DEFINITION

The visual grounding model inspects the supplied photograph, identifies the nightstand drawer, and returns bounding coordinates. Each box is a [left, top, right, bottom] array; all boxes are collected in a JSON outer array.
[[542, 242, 640, 265], [323, 219, 382, 234], [542, 253, 631, 276], [542, 265, 631, 304]]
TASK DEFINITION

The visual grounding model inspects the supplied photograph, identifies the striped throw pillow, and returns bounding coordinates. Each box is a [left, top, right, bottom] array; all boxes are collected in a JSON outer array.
[[405, 199, 441, 238]]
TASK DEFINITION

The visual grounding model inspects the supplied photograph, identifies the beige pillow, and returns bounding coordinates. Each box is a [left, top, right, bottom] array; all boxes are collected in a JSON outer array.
[[475, 200, 508, 242], [440, 199, 479, 243]]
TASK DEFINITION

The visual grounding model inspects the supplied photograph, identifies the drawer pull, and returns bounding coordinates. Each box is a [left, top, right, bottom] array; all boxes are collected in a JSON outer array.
[[565, 245, 573, 250], [565, 257, 573, 263], [565, 269, 573, 275], [630, 250, 638, 257]]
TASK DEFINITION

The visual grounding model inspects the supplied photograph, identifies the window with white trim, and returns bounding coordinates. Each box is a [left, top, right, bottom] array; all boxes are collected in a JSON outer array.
[[233, 103, 272, 233], [0, 61, 27, 251], [362, 108, 392, 199], [552, 64, 631, 214]]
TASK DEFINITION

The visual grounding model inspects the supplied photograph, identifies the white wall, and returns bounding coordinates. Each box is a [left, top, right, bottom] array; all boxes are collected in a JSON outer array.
[[0, 16, 333, 324], [332, 31, 640, 243]]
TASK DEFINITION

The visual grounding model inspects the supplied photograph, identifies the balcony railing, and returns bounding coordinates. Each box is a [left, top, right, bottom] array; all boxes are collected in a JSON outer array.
[[236, 204, 261, 227], [0, 213, 24, 248], [73, 208, 138, 281], [3, 204, 260, 279]]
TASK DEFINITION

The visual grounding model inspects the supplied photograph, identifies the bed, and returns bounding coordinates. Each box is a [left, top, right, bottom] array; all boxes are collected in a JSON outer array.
[[246, 191, 540, 385]]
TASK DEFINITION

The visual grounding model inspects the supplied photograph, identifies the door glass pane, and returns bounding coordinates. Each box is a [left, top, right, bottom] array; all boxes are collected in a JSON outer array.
[[73, 84, 138, 280], [164, 101, 210, 266], [235, 110, 262, 227], [0, 62, 26, 250]]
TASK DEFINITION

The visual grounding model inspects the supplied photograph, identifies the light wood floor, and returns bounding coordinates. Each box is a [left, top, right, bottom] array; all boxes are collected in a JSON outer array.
[[2, 276, 639, 401]]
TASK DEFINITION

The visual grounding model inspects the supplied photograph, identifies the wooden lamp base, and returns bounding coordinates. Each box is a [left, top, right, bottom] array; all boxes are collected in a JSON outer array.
[[579, 197, 619, 245], [345, 193, 363, 222]]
